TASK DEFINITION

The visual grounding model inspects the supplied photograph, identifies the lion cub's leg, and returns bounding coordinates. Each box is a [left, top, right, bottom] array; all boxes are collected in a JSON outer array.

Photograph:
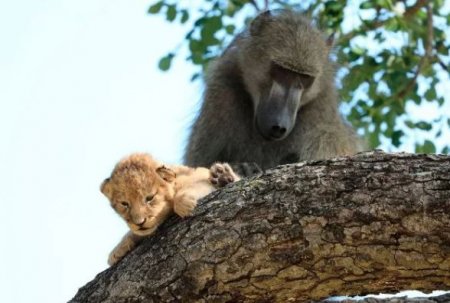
[[173, 192, 198, 218], [172, 164, 240, 218], [209, 163, 240, 187], [108, 231, 144, 266], [172, 167, 210, 218]]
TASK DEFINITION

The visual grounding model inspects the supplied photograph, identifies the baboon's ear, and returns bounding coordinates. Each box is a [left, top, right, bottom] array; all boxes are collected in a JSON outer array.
[[100, 178, 112, 198], [250, 10, 272, 36], [156, 166, 176, 183]]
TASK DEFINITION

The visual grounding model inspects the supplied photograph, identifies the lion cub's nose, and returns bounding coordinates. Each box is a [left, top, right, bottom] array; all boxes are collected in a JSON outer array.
[[132, 217, 147, 226], [134, 217, 146, 226]]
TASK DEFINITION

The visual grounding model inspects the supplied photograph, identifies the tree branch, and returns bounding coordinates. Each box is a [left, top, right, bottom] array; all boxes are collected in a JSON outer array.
[[248, 0, 260, 12], [396, 2, 433, 99], [435, 55, 449, 72], [338, 0, 429, 45], [70, 151, 450, 302], [403, 0, 428, 18]]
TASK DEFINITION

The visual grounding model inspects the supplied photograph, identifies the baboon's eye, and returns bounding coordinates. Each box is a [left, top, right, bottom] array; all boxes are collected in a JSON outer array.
[[298, 73, 315, 89], [145, 195, 154, 204], [120, 201, 130, 208]]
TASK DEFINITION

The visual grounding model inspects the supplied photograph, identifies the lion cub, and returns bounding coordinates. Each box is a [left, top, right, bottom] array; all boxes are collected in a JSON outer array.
[[101, 153, 239, 265]]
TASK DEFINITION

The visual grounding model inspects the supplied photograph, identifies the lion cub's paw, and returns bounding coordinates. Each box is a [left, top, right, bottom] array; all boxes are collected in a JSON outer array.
[[108, 242, 135, 266], [209, 163, 239, 188], [108, 250, 124, 266], [173, 194, 197, 218]]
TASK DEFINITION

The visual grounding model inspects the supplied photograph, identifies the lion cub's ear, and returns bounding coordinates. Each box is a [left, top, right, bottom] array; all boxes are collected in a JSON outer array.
[[156, 166, 176, 182], [100, 178, 113, 198]]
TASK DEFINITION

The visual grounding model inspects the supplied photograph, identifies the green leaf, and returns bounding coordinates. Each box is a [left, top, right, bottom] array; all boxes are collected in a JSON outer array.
[[416, 140, 436, 154], [190, 72, 201, 81], [166, 5, 177, 22], [180, 10, 189, 24], [385, 18, 400, 31], [391, 130, 403, 147], [423, 140, 436, 153], [411, 93, 421, 105], [405, 120, 415, 128], [415, 121, 432, 131], [194, 17, 206, 26], [205, 16, 223, 33], [442, 146, 449, 154], [191, 52, 205, 65], [189, 39, 206, 53], [158, 54, 174, 71], [148, 1, 164, 14], [200, 16, 223, 46], [325, 1, 343, 12], [368, 128, 381, 148], [225, 24, 236, 34], [360, 1, 375, 10], [225, 2, 238, 17], [424, 87, 437, 101]]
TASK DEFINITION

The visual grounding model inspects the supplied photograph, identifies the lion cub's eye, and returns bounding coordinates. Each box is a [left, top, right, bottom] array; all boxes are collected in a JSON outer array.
[[120, 201, 130, 208], [145, 195, 154, 204]]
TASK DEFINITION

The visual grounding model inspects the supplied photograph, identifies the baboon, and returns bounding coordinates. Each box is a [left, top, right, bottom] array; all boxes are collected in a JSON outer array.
[[184, 10, 363, 171]]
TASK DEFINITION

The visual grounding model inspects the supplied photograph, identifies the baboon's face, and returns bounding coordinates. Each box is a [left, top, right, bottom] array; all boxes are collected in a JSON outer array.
[[255, 62, 315, 141], [242, 10, 328, 141]]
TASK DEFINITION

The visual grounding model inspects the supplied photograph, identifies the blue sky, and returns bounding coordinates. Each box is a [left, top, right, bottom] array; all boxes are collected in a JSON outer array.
[[0, 1, 200, 302], [0, 1, 449, 302]]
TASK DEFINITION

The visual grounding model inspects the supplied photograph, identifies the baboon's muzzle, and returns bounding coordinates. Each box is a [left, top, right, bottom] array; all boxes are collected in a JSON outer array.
[[255, 81, 302, 141]]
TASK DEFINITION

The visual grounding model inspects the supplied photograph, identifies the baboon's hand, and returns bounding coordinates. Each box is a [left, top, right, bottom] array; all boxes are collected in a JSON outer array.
[[229, 162, 263, 177], [210, 163, 240, 188]]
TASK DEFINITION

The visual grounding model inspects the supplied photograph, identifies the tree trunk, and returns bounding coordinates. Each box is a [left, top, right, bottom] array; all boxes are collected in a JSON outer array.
[[70, 151, 450, 303]]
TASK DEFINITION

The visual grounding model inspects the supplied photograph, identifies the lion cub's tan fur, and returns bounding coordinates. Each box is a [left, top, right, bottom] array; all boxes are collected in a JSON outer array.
[[101, 153, 239, 265]]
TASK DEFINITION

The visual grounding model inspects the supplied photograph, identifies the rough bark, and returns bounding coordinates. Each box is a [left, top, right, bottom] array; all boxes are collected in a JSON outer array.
[[71, 151, 450, 303]]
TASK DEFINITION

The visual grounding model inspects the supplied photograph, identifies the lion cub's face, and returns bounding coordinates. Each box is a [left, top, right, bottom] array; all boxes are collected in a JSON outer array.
[[101, 154, 176, 236]]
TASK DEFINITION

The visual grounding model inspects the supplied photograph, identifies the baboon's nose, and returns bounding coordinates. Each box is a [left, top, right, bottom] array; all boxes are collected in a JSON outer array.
[[270, 125, 287, 139]]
